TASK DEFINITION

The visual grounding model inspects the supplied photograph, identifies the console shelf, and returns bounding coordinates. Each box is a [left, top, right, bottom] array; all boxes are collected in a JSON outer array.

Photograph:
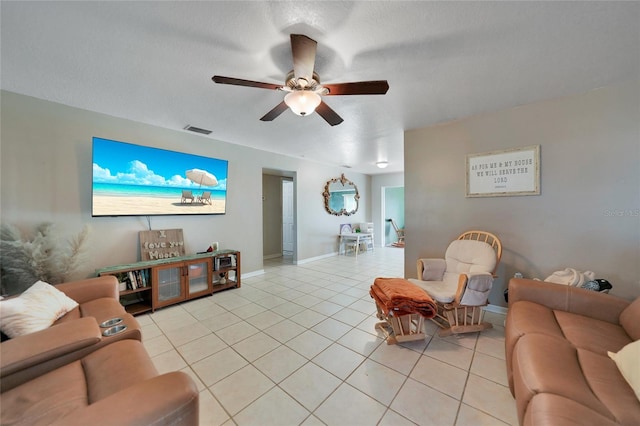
[[97, 250, 241, 315]]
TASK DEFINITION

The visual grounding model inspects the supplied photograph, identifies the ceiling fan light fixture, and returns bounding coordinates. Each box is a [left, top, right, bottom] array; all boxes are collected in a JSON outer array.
[[285, 90, 321, 116], [376, 161, 389, 169]]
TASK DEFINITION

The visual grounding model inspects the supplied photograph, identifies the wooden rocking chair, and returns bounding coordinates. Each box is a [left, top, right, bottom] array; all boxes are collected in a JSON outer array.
[[408, 231, 502, 336], [386, 219, 405, 247]]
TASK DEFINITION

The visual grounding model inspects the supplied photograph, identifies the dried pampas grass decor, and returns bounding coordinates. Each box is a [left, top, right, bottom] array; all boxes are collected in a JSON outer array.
[[0, 223, 90, 296]]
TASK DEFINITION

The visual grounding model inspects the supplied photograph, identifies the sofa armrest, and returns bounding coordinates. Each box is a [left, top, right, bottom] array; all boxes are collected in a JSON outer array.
[[1, 317, 101, 384], [416, 258, 446, 281], [55, 276, 119, 304], [52, 372, 199, 426], [508, 278, 629, 324]]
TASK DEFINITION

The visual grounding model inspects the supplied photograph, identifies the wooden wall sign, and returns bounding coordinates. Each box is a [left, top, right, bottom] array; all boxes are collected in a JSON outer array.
[[466, 145, 540, 197], [139, 229, 185, 260]]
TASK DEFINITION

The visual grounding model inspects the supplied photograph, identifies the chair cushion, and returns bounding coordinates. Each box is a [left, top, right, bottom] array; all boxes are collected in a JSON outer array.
[[445, 240, 496, 275], [408, 277, 458, 303], [0, 281, 79, 338], [420, 258, 446, 281]]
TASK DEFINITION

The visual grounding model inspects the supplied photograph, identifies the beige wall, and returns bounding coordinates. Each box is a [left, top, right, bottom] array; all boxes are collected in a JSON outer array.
[[262, 173, 283, 258], [0, 91, 371, 280], [405, 81, 640, 305]]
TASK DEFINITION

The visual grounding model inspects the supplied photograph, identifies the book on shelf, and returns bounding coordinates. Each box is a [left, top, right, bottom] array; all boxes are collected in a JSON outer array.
[[127, 271, 137, 290]]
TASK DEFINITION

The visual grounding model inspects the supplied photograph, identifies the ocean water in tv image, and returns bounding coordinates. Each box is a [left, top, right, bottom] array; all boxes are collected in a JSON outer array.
[[91, 137, 229, 216], [93, 183, 226, 200]]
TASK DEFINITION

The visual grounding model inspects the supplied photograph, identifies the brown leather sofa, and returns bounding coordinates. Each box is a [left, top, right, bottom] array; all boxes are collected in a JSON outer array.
[[1, 276, 199, 424], [505, 278, 640, 425], [1, 276, 142, 390], [1, 339, 199, 425]]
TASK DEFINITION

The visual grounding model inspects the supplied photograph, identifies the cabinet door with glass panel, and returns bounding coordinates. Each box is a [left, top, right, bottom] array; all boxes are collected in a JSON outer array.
[[152, 258, 212, 309], [185, 258, 212, 298], [153, 263, 185, 309]]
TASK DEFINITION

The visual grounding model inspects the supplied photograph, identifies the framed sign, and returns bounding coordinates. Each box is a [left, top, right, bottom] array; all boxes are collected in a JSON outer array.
[[466, 145, 540, 197], [139, 229, 185, 260]]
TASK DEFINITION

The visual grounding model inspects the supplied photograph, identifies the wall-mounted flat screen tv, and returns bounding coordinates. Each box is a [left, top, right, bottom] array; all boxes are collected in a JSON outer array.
[[92, 137, 228, 216]]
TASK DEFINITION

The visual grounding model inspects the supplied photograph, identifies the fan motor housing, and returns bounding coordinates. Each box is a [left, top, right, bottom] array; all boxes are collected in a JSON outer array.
[[285, 70, 321, 90]]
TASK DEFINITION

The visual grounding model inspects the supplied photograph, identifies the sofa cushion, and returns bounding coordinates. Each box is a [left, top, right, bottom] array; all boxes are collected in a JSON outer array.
[[619, 297, 640, 341], [83, 339, 158, 403], [514, 333, 640, 425], [554, 310, 632, 355], [1, 361, 88, 425], [78, 298, 126, 324], [524, 394, 619, 426], [579, 347, 640, 425], [0, 281, 79, 338], [54, 306, 81, 324], [513, 333, 615, 423], [505, 300, 566, 392]]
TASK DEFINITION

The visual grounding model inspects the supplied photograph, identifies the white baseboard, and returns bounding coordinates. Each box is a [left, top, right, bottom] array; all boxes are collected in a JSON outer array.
[[241, 269, 264, 279], [263, 254, 282, 260], [484, 304, 508, 315], [295, 252, 339, 265]]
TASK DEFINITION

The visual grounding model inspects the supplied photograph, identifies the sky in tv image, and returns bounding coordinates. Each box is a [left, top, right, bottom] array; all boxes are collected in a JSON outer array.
[[92, 137, 228, 216]]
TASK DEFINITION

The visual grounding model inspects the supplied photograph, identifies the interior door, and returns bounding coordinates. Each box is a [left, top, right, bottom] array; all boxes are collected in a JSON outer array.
[[282, 179, 294, 254]]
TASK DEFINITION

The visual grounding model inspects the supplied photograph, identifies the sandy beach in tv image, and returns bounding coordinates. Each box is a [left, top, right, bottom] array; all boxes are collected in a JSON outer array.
[[92, 138, 228, 216], [92, 194, 226, 216]]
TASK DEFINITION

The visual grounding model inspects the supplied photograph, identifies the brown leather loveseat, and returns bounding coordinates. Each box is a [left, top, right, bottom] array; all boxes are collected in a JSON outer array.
[[1, 276, 141, 389], [505, 278, 640, 425], [1, 276, 199, 424], [1, 339, 199, 425]]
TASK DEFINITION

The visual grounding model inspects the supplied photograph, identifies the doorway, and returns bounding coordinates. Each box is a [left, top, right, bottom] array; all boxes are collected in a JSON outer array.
[[262, 170, 296, 262], [382, 186, 404, 246], [282, 179, 294, 256]]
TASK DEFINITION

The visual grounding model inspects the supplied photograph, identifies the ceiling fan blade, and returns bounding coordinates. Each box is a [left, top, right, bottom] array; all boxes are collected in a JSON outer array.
[[291, 34, 317, 82], [260, 101, 289, 122], [315, 101, 344, 126], [212, 75, 282, 91], [323, 80, 389, 96]]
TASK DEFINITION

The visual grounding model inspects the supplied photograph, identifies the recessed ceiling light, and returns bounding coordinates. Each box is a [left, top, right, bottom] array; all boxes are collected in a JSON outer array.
[[376, 161, 389, 169]]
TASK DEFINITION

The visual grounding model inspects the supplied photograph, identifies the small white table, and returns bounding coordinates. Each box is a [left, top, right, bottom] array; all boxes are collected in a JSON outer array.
[[339, 232, 374, 257]]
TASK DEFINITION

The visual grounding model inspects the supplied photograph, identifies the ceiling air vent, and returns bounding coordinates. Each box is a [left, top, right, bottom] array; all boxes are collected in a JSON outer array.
[[184, 125, 212, 135]]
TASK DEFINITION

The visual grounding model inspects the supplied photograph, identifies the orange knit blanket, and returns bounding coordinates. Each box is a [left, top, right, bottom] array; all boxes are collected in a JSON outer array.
[[370, 278, 437, 318]]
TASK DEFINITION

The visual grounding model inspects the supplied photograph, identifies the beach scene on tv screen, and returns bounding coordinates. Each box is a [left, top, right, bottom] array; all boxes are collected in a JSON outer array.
[[92, 137, 228, 216]]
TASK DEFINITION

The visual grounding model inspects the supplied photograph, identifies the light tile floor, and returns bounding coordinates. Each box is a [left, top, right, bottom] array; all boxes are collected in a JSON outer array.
[[138, 247, 518, 426]]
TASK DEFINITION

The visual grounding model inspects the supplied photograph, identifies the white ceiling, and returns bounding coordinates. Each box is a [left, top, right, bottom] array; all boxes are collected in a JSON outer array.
[[2, 1, 638, 175]]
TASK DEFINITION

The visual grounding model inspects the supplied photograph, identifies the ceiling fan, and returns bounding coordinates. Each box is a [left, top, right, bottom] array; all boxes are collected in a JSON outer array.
[[212, 34, 389, 126]]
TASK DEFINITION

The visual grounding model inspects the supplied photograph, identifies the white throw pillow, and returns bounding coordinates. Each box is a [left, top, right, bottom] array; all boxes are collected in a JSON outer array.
[[608, 340, 640, 401], [0, 280, 79, 338]]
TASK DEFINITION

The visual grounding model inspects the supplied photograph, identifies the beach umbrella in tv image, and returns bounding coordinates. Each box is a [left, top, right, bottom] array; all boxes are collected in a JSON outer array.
[[186, 169, 218, 188]]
